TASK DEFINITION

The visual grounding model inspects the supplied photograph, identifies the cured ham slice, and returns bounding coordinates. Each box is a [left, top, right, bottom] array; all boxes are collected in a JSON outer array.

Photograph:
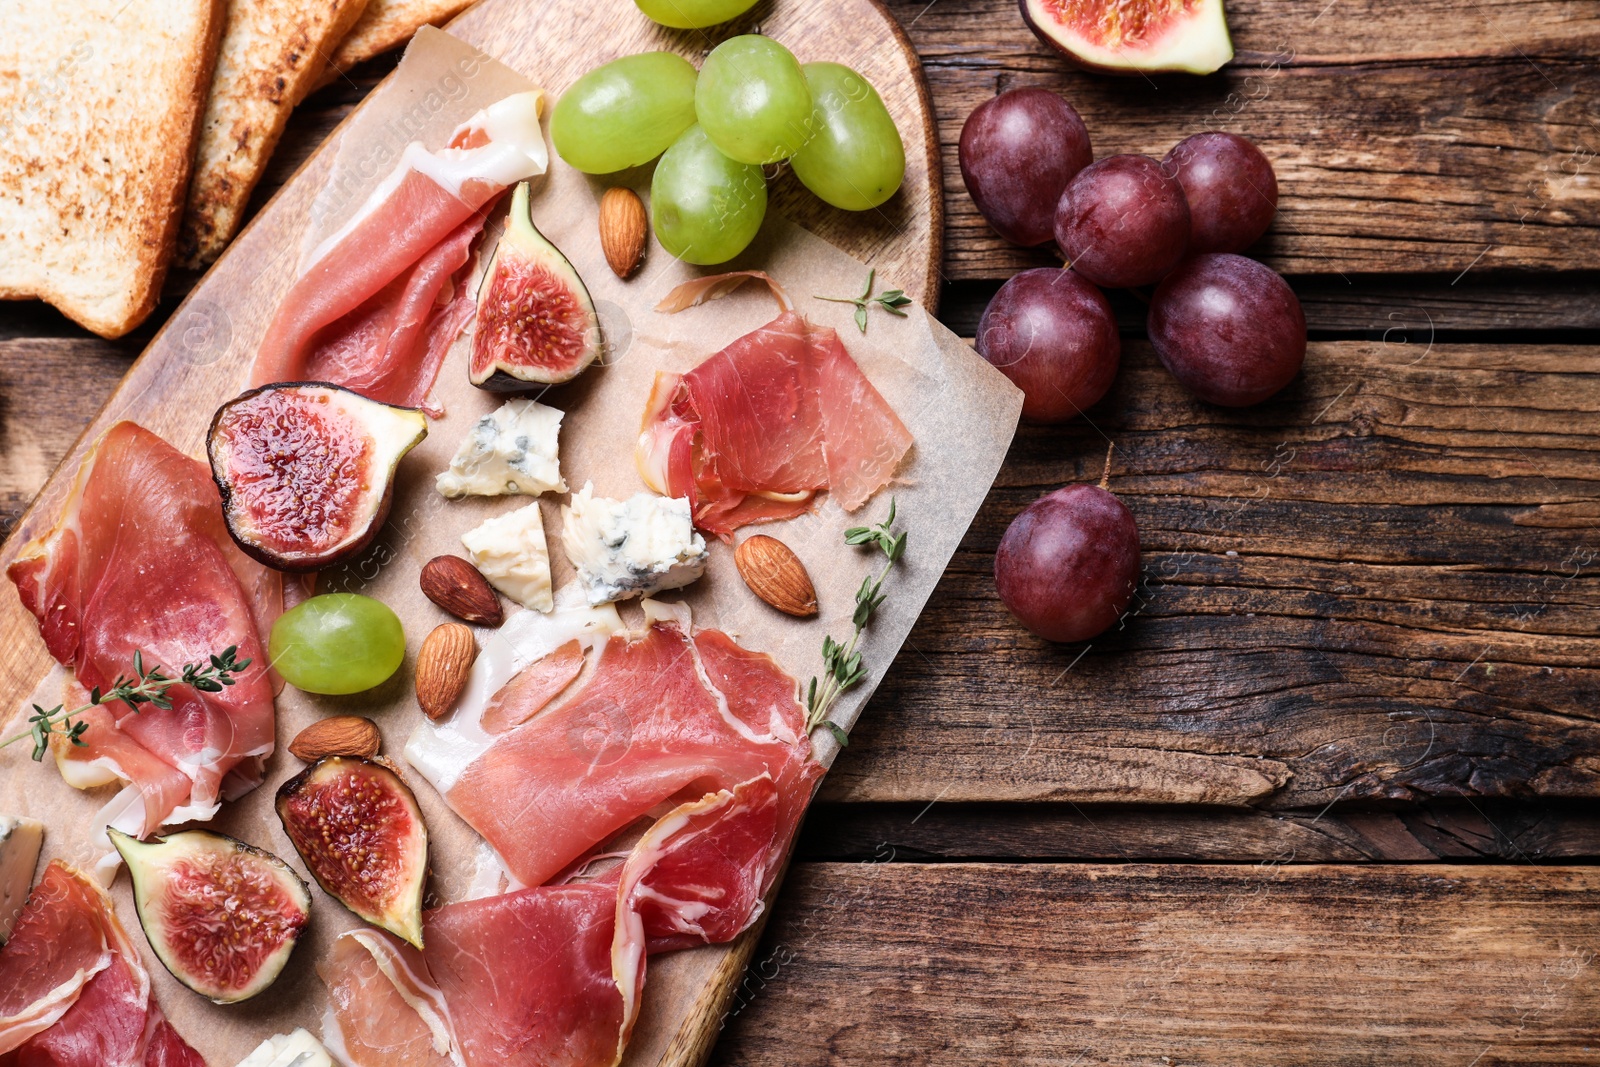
[[479, 639, 585, 735], [614, 776, 779, 1020], [7, 422, 278, 836], [324, 785, 775, 1067], [0, 862, 203, 1066], [321, 931, 458, 1067], [423, 883, 625, 1067], [639, 273, 913, 540], [250, 90, 547, 410], [409, 603, 821, 890], [0, 863, 112, 1051]]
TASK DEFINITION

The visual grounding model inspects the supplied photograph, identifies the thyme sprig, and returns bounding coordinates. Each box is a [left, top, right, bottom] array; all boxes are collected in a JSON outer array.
[[804, 500, 907, 746], [3, 647, 252, 762], [814, 269, 913, 334]]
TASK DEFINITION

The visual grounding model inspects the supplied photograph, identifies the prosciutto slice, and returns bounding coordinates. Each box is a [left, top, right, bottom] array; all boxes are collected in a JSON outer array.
[[7, 422, 278, 836], [250, 90, 546, 410], [321, 931, 459, 1067], [408, 603, 821, 890], [325, 775, 782, 1067], [639, 273, 913, 540], [0, 862, 203, 1065]]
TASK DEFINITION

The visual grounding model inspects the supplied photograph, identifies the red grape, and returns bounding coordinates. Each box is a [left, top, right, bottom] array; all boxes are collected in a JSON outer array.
[[1149, 253, 1306, 407], [1054, 154, 1190, 288], [976, 268, 1120, 423], [1163, 132, 1278, 254], [995, 484, 1141, 643], [959, 89, 1093, 247]]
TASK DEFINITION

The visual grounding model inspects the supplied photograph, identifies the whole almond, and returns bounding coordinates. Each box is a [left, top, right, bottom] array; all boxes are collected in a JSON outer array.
[[416, 622, 477, 720], [599, 187, 647, 279], [289, 716, 381, 762], [421, 555, 504, 626], [734, 535, 819, 617]]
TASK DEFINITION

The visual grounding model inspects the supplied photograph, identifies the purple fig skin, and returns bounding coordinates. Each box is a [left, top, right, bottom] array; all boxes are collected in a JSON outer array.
[[1164, 132, 1279, 254], [1054, 155, 1191, 289], [976, 268, 1120, 423], [1148, 253, 1306, 407], [959, 89, 1093, 247], [995, 484, 1141, 643]]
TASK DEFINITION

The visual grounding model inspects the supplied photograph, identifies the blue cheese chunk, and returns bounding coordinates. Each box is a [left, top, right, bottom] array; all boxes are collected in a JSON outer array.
[[437, 399, 566, 499], [0, 816, 43, 945], [462, 503, 554, 612], [561, 484, 708, 606], [236, 1029, 334, 1067]]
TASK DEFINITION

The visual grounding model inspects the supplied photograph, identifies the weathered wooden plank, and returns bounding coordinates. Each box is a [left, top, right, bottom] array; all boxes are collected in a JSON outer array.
[[714, 863, 1600, 1066], [883, 0, 1600, 279], [822, 341, 1600, 809], [209, 0, 1600, 289], [797, 801, 1600, 863], [3, 337, 1596, 809], [938, 274, 1600, 338], [0, 339, 134, 533]]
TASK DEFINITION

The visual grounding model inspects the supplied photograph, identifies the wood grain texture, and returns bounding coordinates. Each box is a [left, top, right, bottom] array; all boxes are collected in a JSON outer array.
[[797, 801, 1600, 863], [883, 0, 1600, 279], [4, 340, 1596, 813], [714, 863, 1600, 1066], [823, 341, 1600, 809], [0, 339, 135, 532]]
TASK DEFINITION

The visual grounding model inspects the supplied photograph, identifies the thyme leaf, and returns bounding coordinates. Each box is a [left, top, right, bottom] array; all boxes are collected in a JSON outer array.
[[3, 646, 252, 762], [804, 500, 908, 744], [814, 270, 914, 334]]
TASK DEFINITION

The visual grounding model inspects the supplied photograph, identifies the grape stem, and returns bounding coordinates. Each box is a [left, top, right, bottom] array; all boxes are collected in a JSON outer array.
[[814, 270, 913, 334], [803, 500, 908, 746], [1100, 440, 1115, 490], [1, 647, 252, 762]]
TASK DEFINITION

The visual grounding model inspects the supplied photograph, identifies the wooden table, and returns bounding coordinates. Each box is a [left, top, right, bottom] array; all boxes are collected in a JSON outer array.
[[3, 1, 1598, 1060]]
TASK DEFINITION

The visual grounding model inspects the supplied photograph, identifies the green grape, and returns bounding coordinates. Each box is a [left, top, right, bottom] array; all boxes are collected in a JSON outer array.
[[651, 125, 767, 265], [790, 62, 906, 211], [551, 52, 698, 174], [269, 594, 405, 695], [634, 0, 757, 29], [694, 35, 813, 165]]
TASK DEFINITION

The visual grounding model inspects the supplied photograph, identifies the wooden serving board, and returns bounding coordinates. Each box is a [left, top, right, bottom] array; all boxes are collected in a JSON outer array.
[[0, 3, 941, 1065]]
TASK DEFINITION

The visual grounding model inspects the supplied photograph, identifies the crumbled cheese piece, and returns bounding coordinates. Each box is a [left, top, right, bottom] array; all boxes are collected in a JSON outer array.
[[0, 816, 43, 945], [561, 484, 708, 606], [462, 503, 554, 612], [437, 399, 566, 499], [235, 1028, 335, 1067]]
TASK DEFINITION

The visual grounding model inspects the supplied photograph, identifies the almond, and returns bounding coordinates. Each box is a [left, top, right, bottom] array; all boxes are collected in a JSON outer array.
[[598, 187, 647, 279], [289, 716, 381, 762], [734, 535, 819, 617], [416, 622, 477, 720], [421, 555, 504, 626]]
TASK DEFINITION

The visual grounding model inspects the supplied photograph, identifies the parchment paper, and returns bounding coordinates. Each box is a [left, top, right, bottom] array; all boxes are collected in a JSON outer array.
[[0, 27, 1020, 1065]]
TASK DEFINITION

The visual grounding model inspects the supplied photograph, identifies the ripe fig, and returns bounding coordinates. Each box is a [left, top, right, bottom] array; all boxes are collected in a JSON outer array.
[[276, 756, 428, 947], [109, 828, 311, 1004], [470, 181, 602, 390], [208, 382, 426, 572], [1019, 0, 1233, 76]]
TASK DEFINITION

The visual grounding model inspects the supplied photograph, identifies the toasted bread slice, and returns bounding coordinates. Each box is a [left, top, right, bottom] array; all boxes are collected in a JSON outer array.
[[178, 0, 371, 268], [0, 0, 224, 337], [320, 0, 475, 83]]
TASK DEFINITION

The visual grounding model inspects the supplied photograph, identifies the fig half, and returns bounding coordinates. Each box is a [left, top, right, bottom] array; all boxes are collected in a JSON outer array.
[[1019, 0, 1233, 75], [209, 382, 427, 572], [276, 756, 428, 947], [109, 828, 311, 1004], [469, 181, 602, 390]]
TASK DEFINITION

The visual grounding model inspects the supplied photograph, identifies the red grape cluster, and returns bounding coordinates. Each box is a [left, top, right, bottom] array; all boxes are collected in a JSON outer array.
[[961, 89, 1308, 643]]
